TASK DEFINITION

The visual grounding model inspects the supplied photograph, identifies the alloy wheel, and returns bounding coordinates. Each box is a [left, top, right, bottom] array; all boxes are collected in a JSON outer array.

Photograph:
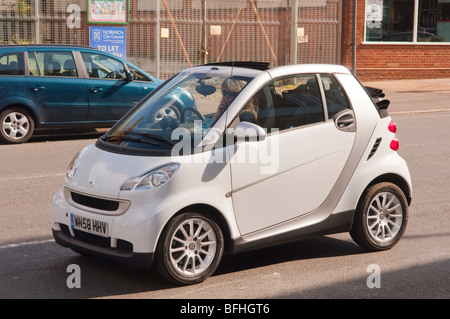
[[168, 217, 218, 277], [2, 111, 30, 140], [366, 191, 403, 244]]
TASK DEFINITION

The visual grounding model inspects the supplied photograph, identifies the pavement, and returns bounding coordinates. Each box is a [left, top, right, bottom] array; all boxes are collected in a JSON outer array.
[[362, 78, 450, 115]]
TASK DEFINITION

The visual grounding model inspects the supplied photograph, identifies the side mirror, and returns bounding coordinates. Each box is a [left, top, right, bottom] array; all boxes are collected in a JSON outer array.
[[234, 121, 266, 142], [126, 70, 134, 81]]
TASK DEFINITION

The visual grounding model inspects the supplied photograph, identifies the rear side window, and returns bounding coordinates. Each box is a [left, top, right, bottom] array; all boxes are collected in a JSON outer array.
[[0, 52, 24, 75], [320, 74, 352, 119], [28, 51, 78, 77]]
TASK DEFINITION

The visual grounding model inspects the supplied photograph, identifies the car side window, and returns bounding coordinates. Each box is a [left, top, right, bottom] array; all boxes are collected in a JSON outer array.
[[128, 65, 152, 82], [268, 74, 324, 131], [81, 52, 126, 80], [320, 74, 352, 119], [0, 52, 24, 75], [27, 52, 40, 76], [29, 51, 78, 77], [234, 75, 324, 133]]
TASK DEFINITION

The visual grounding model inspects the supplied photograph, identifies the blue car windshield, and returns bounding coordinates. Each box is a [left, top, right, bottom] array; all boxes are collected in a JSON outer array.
[[101, 69, 253, 154]]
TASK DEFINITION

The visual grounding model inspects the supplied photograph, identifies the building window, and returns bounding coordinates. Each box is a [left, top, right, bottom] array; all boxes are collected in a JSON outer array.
[[365, 0, 450, 42]]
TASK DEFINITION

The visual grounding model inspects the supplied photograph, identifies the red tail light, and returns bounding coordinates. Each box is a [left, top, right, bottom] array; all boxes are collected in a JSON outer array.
[[388, 121, 399, 151], [388, 121, 397, 133], [390, 138, 399, 151]]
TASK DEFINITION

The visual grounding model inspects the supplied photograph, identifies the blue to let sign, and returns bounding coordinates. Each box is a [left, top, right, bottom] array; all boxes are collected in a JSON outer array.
[[89, 26, 126, 59]]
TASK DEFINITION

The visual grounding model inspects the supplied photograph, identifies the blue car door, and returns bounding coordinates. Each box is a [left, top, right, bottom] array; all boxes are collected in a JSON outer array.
[[80, 51, 145, 122], [26, 50, 88, 124]]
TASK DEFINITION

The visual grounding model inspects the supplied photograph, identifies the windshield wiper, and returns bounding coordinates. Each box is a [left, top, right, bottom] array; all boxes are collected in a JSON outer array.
[[101, 135, 159, 146], [126, 131, 177, 146]]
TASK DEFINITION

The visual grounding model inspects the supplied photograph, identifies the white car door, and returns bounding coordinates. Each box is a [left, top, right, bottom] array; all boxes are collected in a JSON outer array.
[[230, 73, 356, 235]]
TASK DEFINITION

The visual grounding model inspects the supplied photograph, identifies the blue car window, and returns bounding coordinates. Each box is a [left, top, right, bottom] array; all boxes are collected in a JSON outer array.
[[127, 65, 152, 82], [0, 52, 24, 75], [80, 52, 126, 80], [27, 52, 41, 76], [31, 51, 78, 77]]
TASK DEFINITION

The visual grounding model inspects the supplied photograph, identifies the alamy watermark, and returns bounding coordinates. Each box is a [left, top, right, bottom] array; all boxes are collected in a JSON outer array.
[[366, 264, 381, 289], [67, 4, 81, 29], [170, 121, 280, 175], [66, 264, 81, 288]]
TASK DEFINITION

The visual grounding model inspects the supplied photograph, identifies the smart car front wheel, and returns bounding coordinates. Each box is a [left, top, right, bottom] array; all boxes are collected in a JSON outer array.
[[0, 108, 35, 144], [155, 212, 224, 285], [350, 182, 409, 251]]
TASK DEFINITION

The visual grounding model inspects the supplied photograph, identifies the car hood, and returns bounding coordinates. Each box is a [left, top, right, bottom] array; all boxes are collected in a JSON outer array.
[[65, 143, 172, 198]]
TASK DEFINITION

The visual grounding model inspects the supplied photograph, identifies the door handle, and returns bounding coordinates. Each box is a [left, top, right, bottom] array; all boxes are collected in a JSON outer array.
[[334, 110, 356, 132], [90, 87, 103, 93], [32, 85, 45, 91], [337, 115, 354, 127]]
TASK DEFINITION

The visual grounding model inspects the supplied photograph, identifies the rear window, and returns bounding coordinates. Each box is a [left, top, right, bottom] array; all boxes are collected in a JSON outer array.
[[28, 51, 78, 77], [0, 52, 24, 75]]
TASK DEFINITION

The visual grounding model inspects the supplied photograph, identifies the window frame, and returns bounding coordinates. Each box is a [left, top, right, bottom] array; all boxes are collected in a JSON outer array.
[[364, 0, 450, 45]]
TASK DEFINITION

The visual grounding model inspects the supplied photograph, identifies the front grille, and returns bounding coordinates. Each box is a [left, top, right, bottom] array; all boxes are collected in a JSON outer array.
[[64, 187, 130, 216], [71, 192, 120, 212]]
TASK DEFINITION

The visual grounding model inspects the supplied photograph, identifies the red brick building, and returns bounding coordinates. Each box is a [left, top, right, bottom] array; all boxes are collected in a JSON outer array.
[[1, 0, 449, 81], [341, 0, 450, 81]]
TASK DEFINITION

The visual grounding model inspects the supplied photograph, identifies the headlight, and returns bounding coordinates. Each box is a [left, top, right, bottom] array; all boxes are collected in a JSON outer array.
[[66, 150, 82, 180], [120, 163, 180, 191]]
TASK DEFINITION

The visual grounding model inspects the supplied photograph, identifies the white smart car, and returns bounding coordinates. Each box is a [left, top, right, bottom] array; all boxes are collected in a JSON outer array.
[[51, 63, 412, 285]]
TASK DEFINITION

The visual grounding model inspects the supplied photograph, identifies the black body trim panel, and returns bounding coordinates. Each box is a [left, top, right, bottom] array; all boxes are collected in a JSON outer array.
[[52, 229, 154, 269], [229, 210, 354, 254]]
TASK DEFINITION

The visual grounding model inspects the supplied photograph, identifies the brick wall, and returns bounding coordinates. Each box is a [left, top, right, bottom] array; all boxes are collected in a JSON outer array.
[[341, 0, 450, 81]]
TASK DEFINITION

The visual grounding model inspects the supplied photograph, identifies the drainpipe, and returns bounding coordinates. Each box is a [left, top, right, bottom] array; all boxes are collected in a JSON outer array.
[[290, 0, 298, 65], [352, 0, 357, 75]]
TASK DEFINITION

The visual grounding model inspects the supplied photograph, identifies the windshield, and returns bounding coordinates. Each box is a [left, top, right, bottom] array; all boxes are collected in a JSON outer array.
[[99, 68, 253, 155]]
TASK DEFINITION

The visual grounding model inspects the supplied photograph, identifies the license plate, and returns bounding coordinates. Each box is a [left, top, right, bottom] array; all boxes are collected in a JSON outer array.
[[70, 213, 109, 237]]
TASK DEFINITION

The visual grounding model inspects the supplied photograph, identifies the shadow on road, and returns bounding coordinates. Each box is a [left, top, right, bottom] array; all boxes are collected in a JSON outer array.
[[216, 236, 365, 276], [0, 235, 365, 299]]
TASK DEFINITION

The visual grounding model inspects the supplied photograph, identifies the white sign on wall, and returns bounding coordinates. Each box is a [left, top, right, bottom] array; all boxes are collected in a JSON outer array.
[[366, 0, 383, 22]]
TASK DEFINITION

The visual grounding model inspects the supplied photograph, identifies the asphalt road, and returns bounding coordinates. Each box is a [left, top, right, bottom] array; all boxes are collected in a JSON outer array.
[[0, 112, 449, 300]]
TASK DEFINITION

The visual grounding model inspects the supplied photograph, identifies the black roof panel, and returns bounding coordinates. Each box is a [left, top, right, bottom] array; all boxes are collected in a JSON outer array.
[[202, 61, 270, 71]]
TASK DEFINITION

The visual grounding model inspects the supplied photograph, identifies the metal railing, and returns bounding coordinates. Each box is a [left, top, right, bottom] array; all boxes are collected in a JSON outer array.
[[1, 0, 342, 79]]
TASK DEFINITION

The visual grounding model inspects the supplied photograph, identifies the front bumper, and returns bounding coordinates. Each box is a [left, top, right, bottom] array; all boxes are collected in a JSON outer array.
[[52, 227, 154, 269], [51, 187, 160, 269]]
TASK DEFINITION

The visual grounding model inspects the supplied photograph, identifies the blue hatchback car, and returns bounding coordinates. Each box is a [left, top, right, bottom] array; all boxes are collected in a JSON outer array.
[[0, 45, 164, 143]]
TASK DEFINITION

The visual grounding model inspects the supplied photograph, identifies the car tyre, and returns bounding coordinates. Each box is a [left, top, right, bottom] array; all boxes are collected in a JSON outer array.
[[155, 212, 224, 285], [350, 182, 408, 251], [0, 108, 35, 144]]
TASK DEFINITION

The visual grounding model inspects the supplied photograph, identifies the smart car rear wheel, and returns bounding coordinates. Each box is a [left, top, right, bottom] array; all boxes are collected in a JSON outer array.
[[0, 108, 35, 144], [350, 182, 408, 251], [155, 212, 224, 285]]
